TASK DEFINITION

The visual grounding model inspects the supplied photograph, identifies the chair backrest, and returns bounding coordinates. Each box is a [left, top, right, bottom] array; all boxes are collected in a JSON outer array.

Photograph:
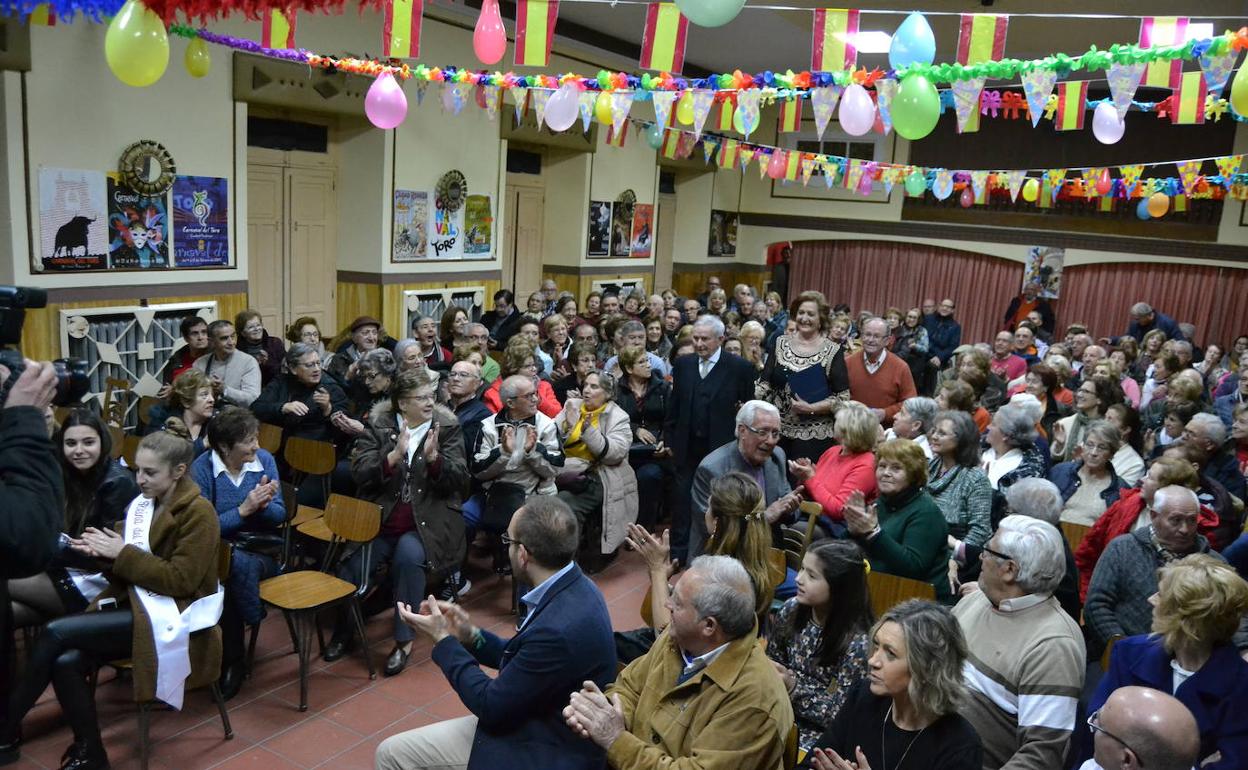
[[766, 548, 787, 591], [284, 436, 337, 476], [103, 378, 131, 427], [121, 434, 142, 467], [783, 723, 799, 770], [866, 570, 936, 617], [1100, 633, 1124, 671], [137, 396, 160, 428], [1060, 521, 1091, 554], [280, 481, 300, 524], [109, 425, 125, 460], [797, 501, 821, 553], [323, 494, 382, 544], [640, 589, 654, 629], [258, 422, 283, 455]]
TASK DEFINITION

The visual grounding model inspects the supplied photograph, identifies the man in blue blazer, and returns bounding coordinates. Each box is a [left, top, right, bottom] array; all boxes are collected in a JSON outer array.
[[377, 495, 616, 770]]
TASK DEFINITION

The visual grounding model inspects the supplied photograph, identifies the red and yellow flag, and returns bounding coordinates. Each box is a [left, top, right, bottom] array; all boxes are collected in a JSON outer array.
[[660, 127, 682, 159], [640, 3, 689, 73], [261, 9, 296, 50], [515, 0, 560, 67], [382, 0, 423, 59], [1170, 71, 1207, 125], [778, 98, 803, 133], [28, 4, 55, 25], [606, 122, 628, 147], [1139, 17, 1188, 89], [717, 138, 739, 169], [954, 14, 1007, 133], [715, 96, 736, 131], [783, 151, 802, 182], [1054, 81, 1088, 131], [810, 9, 859, 72]]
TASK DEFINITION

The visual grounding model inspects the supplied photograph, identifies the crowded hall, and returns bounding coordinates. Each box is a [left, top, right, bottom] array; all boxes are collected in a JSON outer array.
[[4, 2, 1248, 770]]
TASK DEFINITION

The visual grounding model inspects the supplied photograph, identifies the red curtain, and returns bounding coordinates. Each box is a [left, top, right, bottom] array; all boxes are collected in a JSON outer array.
[[790, 240, 1019, 345]]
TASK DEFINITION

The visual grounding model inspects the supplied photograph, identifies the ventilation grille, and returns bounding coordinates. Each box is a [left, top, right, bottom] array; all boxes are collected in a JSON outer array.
[[402, 287, 486, 336], [591, 278, 646, 297]]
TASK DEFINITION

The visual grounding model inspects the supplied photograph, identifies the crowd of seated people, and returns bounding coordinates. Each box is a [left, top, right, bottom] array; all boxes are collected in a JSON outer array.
[[5, 275, 1248, 770]]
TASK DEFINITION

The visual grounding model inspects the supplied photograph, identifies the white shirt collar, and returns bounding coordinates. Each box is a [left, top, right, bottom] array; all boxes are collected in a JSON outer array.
[[996, 593, 1049, 613], [397, 414, 433, 463], [210, 451, 265, 486], [701, 347, 723, 367], [863, 348, 888, 373], [680, 641, 731, 678]]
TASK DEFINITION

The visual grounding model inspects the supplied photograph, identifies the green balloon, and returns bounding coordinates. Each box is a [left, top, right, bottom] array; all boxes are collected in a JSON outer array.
[[891, 74, 940, 141], [904, 171, 926, 196]]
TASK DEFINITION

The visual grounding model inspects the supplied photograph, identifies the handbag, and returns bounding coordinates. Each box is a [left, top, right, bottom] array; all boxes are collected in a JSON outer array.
[[483, 481, 527, 532]]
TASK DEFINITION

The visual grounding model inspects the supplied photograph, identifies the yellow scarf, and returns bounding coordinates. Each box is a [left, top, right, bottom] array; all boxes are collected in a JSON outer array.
[[565, 404, 607, 462]]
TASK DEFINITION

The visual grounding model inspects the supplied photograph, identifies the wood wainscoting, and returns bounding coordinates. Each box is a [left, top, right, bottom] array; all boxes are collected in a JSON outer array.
[[335, 273, 502, 341]]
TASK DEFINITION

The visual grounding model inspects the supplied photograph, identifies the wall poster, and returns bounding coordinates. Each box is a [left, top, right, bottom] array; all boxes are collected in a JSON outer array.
[[463, 194, 493, 257], [106, 175, 169, 270], [171, 175, 229, 267], [629, 204, 654, 258], [708, 209, 738, 257], [37, 167, 109, 272], [587, 200, 611, 257], [428, 199, 465, 260], [609, 203, 632, 257], [1023, 246, 1065, 299], [392, 189, 429, 261]]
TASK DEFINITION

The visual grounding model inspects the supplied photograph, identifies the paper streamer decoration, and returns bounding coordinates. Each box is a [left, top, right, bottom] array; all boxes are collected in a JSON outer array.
[[661, 127, 681, 158], [577, 90, 595, 132], [738, 146, 755, 172], [1118, 164, 1144, 196], [1139, 16, 1187, 89], [1054, 81, 1088, 131], [514, 0, 559, 66], [531, 88, 551, 125], [955, 14, 1007, 132], [951, 78, 985, 133], [717, 137, 739, 169], [810, 8, 859, 72], [1215, 155, 1243, 183], [1104, 62, 1145, 121], [652, 90, 677, 129], [28, 4, 55, 24], [778, 98, 802, 133], [260, 8, 295, 49], [969, 170, 989, 204], [1005, 169, 1027, 201], [843, 158, 865, 191], [1198, 48, 1238, 98], [757, 154, 770, 180], [512, 86, 529, 122], [640, 3, 688, 73], [689, 89, 714, 139], [736, 89, 760, 136], [809, 86, 842, 139], [610, 91, 632, 136], [1021, 69, 1057, 128], [1171, 71, 1207, 125], [874, 78, 897, 135], [801, 155, 817, 185], [382, 0, 422, 59], [1176, 159, 1203, 193], [606, 122, 627, 147], [702, 138, 716, 163]]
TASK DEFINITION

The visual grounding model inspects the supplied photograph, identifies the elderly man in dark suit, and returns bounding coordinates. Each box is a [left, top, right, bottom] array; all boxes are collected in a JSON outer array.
[[377, 495, 616, 770], [665, 315, 759, 565]]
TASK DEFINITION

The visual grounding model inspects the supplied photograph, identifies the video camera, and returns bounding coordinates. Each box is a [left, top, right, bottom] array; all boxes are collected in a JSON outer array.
[[0, 285, 90, 407]]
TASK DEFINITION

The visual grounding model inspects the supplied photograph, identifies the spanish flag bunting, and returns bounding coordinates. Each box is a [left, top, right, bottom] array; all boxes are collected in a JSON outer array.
[[1139, 17, 1188, 89], [640, 3, 689, 74], [956, 14, 1007, 66], [606, 123, 627, 147], [1038, 178, 1054, 209], [27, 4, 55, 25], [514, 0, 560, 67], [783, 151, 802, 182], [717, 138, 739, 169], [382, 0, 423, 59], [778, 98, 803, 133], [842, 158, 865, 191], [1098, 194, 1115, 212], [261, 9, 296, 50], [810, 8, 859, 72], [715, 96, 736, 131], [1170, 71, 1207, 125], [1054, 81, 1088, 131], [660, 127, 681, 159]]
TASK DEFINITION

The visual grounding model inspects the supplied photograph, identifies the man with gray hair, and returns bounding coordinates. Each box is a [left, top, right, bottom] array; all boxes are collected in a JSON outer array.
[[886, 396, 937, 457], [953, 515, 1086, 770], [666, 315, 759, 564], [461, 322, 501, 382], [846, 316, 917, 426], [564, 555, 794, 770], [603, 319, 669, 378], [689, 401, 802, 559], [1120, 302, 1185, 344], [1182, 412, 1248, 505]]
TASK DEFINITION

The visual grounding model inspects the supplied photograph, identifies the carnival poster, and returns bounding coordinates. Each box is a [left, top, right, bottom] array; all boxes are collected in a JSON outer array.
[[1024, 246, 1065, 299], [587, 200, 611, 256], [609, 203, 632, 257], [38, 167, 108, 272], [427, 198, 465, 260], [171, 175, 229, 267], [106, 175, 169, 270], [630, 204, 654, 258], [392, 189, 429, 261], [463, 195, 493, 256], [708, 209, 738, 257]]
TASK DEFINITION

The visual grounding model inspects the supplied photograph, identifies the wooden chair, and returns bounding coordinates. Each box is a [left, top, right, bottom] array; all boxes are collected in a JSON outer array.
[[257, 422, 283, 455], [796, 501, 821, 554], [1100, 633, 1124, 671], [108, 425, 125, 460], [121, 434, 142, 467], [136, 396, 161, 428], [102, 378, 131, 427], [784, 723, 800, 770], [248, 494, 381, 711], [866, 570, 936, 617], [779, 502, 823, 572], [1060, 521, 1091, 554], [283, 436, 336, 507]]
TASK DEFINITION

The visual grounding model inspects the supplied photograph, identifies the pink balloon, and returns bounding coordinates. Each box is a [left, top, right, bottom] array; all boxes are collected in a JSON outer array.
[[365, 72, 408, 130], [474, 0, 507, 65], [767, 150, 787, 179], [545, 83, 580, 132], [838, 84, 875, 136], [959, 187, 974, 207], [1092, 102, 1125, 145]]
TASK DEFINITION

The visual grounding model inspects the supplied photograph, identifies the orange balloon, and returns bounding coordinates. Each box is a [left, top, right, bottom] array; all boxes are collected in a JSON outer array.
[[1147, 192, 1169, 218]]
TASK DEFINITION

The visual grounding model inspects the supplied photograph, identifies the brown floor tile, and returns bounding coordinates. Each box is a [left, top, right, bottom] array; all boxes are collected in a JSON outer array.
[[271, 670, 368, 714], [213, 746, 306, 770], [224, 694, 314, 744], [371, 662, 453, 708], [420, 692, 471, 721], [261, 716, 362, 769], [145, 718, 254, 770], [319, 690, 411, 737]]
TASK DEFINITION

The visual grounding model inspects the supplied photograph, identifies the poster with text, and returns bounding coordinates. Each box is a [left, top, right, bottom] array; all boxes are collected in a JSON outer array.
[[392, 189, 428, 261], [106, 176, 169, 270], [609, 203, 632, 257], [629, 204, 654, 258], [1024, 246, 1064, 299], [171, 175, 229, 267], [427, 198, 465, 260], [587, 201, 611, 256], [38, 167, 108, 272], [708, 210, 738, 257], [463, 195, 493, 257]]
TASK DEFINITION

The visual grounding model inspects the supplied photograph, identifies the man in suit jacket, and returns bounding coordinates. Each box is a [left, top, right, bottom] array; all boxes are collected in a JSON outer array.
[[689, 401, 802, 558], [665, 315, 759, 564], [479, 289, 524, 350], [377, 495, 616, 770]]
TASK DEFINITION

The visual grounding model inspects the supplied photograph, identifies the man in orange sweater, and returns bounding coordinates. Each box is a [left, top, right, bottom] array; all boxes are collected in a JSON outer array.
[[846, 317, 917, 426]]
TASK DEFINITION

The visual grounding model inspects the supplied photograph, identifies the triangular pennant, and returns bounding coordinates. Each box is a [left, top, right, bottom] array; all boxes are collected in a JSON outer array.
[[809, 86, 843, 140], [757, 153, 771, 180], [1215, 155, 1243, 184], [414, 80, 428, 105], [951, 78, 985, 133], [652, 91, 677, 129], [717, 138, 738, 169], [577, 91, 596, 132], [856, 162, 875, 195], [689, 90, 715, 140], [1199, 48, 1238, 98], [702, 139, 717, 164], [1045, 168, 1067, 200], [676, 131, 697, 159], [442, 82, 468, 115], [875, 79, 898, 135], [801, 156, 817, 186], [843, 158, 865, 191], [1080, 167, 1105, 198], [133, 308, 156, 334], [1176, 160, 1203, 193], [735, 90, 761, 137], [606, 122, 628, 147], [1005, 170, 1027, 202], [738, 146, 756, 173], [1118, 164, 1144, 196], [532, 89, 552, 127], [481, 85, 501, 121], [969, 170, 989, 203], [609, 91, 632, 136], [1106, 62, 1145, 120], [1021, 68, 1058, 128], [512, 87, 529, 123], [823, 165, 837, 188]]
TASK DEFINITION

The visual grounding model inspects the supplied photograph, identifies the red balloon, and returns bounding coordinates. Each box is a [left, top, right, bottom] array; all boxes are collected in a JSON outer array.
[[1096, 169, 1112, 196], [959, 187, 974, 208]]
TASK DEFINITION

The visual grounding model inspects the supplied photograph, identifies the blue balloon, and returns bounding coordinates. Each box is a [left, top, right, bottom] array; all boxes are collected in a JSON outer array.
[[645, 123, 664, 149], [1136, 199, 1151, 220], [889, 12, 936, 71]]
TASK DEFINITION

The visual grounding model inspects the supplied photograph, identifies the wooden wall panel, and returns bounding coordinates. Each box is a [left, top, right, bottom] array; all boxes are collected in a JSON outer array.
[[542, 272, 580, 297], [575, 272, 650, 300], [335, 281, 383, 337], [671, 264, 771, 301], [337, 278, 501, 342]]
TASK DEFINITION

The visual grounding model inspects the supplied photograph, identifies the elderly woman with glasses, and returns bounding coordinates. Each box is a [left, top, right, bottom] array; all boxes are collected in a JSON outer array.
[[482, 337, 562, 418], [982, 404, 1048, 493], [253, 343, 349, 444], [235, 309, 287, 387], [1047, 420, 1130, 526]]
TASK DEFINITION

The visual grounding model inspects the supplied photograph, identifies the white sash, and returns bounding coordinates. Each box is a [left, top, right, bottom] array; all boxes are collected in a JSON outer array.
[[123, 495, 224, 710]]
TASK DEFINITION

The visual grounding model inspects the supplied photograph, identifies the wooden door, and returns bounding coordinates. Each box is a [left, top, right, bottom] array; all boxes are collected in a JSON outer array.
[[247, 164, 285, 328], [287, 166, 337, 331], [511, 186, 544, 299], [655, 193, 677, 291]]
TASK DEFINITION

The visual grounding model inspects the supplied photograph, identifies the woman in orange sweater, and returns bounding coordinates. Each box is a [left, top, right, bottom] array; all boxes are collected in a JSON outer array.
[[789, 404, 879, 536]]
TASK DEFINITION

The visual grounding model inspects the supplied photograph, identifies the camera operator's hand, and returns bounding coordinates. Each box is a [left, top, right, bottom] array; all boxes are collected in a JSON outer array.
[[0, 359, 58, 410]]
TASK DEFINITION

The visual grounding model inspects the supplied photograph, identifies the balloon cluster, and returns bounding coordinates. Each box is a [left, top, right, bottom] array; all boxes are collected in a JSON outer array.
[[886, 13, 940, 141]]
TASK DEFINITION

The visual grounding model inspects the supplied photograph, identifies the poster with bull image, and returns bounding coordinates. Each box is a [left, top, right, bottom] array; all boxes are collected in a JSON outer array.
[[106, 175, 169, 269], [172, 175, 229, 267], [38, 167, 108, 271]]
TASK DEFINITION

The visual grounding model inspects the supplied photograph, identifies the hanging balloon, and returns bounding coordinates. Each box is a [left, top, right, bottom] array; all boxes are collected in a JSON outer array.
[[365, 72, 409, 129], [105, 0, 170, 88], [1096, 169, 1113, 196], [594, 92, 614, 125], [645, 122, 665, 149], [959, 187, 974, 207], [183, 37, 210, 78], [545, 83, 580, 132], [1021, 178, 1040, 203], [932, 172, 953, 200], [1231, 62, 1248, 117], [891, 74, 940, 140], [732, 104, 746, 134], [767, 151, 786, 180], [675, 0, 746, 27], [1092, 102, 1125, 144], [904, 171, 926, 196], [1136, 199, 1152, 220], [838, 84, 875, 136], [676, 91, 695, 125], [1147, 192, 1169, 218], [473, 0, 507, 65], [888, 12, 936, 71]]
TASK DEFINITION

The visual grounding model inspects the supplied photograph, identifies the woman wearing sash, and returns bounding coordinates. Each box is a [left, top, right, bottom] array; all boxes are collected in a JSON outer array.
[[0, 420, 222, 770]]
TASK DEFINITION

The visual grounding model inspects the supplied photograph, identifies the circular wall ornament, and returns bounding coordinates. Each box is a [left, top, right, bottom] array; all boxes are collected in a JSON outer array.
[[66, 315, 90, 339], [616, 189, 636, 221], [119, 140, 177, 196], [436, 170, 468, 213]]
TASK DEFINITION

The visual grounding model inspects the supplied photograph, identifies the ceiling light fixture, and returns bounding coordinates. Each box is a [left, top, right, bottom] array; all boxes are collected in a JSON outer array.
[[838, 30, 892, 53], [1185, 22, 1213, 41]]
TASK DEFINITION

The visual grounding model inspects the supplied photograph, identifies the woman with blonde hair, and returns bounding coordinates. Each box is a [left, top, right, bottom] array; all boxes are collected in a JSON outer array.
[[1080, 554, 1248, 769], [144, 368, 214, 456], [738, 320, 767, 370], [789, 404, 879, 533]]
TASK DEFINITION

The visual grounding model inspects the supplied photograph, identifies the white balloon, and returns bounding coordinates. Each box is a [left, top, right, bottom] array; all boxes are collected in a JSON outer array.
[[545, 83, 580, 132], [1092, 101, 1125, 145], [838, 84, 876, 136]]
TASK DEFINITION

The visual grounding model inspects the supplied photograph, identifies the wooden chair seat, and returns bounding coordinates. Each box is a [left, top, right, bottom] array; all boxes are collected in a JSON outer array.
[[295, 516, 334, 543], [1060, 521, 1091, 553], [258, 422, 283, 454], [290, 505, 323, 528], [866, 570, 936, 617], [258, 571, 356, 611]]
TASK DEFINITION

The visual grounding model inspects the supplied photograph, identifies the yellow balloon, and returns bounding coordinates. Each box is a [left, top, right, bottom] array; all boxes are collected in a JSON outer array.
[[1231, 64, 1248, 118], [1021, 178, 1039, 203], [105, 0, 170, 88], [184, 37, 210, 78], [1147, 191, 1169, 218], [594, 91, 614, 125], [676, 91, 695, 125]]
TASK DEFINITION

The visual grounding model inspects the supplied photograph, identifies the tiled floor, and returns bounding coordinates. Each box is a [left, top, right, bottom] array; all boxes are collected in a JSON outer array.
[[10, 549, 653, 770]]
